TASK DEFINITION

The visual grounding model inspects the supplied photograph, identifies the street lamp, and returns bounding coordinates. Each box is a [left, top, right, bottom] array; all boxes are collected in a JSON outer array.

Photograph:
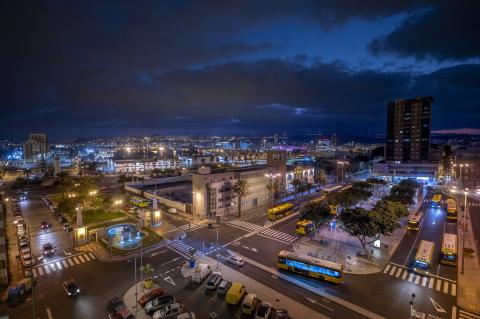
[[337, 161, 348, 186]]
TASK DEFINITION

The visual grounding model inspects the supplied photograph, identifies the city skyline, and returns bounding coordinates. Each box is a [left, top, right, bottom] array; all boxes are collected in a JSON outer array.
[[1, 1, 479, 139]]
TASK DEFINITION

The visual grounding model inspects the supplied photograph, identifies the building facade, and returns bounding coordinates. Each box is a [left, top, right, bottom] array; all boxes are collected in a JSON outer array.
[[192, 167, 270, 219], [23, 133, 49, 160], [386, 97, 433, 162], [114, 159, 181, 173]]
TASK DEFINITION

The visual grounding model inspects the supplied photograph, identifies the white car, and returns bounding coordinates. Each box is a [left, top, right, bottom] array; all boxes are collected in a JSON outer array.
[[177, 313, 196, 319], [206, 271, 222, 290], [227, 255, 245, 266]]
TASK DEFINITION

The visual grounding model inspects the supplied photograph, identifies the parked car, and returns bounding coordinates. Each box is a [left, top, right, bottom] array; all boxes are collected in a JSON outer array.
[[63, 279, 80, 296], [191, 264, 212, 284], [107, 296, 134, 319], [18, 236, 28, 246], [225, 282, 246, 305], [227, 255, 245, 266], [275, 309, 290, 319], [145, 295, 175, 315], [21, 256, 35, 268], [13, 215, 24, 225], [152, 302, 184, 319], [216, 279, 232, 295], [43, 243, 54, 257], [241, 293, 258, 315], [206, 271, 222, 290], [20, 244, 30, 255], [139, 287, 166, 307], [255, 302, 272, 319], [41, 221, 52, 229], [63, 223, 71, 231]]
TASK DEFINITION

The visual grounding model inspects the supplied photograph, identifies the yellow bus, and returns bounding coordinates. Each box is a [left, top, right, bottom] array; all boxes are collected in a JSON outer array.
[[296, 220, 315, 235], [129, 196, 150, 207], [413, 240, 435, 275], [407, 212, 424, 230], [278, 250, 344, 284], [445, 198, 458, 221], [431, 194, 442, 208], [440, 233, 457, 266], [267, 203, 294, 221]]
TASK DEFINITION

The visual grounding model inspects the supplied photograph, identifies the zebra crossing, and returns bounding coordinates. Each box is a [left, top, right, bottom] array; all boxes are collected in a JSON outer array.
[[178, 223, 203, 232], [227, 220, 262, 232], [468, 202, 480, 207], [167, 240, 202, 259], [226, 220, 297, 244], [31, 252, 96, 277], [259, 228, 297, 243], [383, 263, 456, 296], [458, 307, 480, 319]]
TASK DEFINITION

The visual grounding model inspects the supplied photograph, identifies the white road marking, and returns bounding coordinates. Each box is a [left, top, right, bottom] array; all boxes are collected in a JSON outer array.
[[44, 265, 50, 274], [67, 258, 74, 266], [422, 277, 427, 287], [414, 275, 420, 285], [50, 263, 56, 271], [384, 264, 391, 273], [62, 260, 68, 268], [38, 267, 44, 276], [429, 297, 446, 313], [46, 308, 53, 319], [436, 280, 442, 291], [460, 309, 480, 319], [429, 277, 434, 289], [408, 273, 414, 282], [88, 253, 96, 259], [73, 257, 80, 264], [164, 276, 176, 286], [451, 283, 456, 296], [452, 306, 456, 319], [443, 281, 449, 294], [83, 254, 91, 261], [402, 271, 408, 280], [56, 261, 62, 270], [395, 268, 403, 278], [78, 255, 86, 263], [33, 268, 38, 278], [389, 266, 397, 276]]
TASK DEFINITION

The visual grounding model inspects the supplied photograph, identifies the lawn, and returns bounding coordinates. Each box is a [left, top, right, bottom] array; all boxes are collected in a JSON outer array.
[[83, 209, 127, 225]]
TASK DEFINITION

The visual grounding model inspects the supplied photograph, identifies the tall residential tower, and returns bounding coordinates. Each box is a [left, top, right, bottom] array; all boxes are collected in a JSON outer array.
[[385, 97, 433, 163]]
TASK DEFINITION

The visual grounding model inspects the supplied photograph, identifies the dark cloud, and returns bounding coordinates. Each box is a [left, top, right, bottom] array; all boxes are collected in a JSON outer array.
[[369, 0, 480, 61]]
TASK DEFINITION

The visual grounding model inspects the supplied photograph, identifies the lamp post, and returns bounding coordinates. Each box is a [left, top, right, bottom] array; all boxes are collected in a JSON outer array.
[[337, 161, 348, 186], [462, 188, 468, 274]]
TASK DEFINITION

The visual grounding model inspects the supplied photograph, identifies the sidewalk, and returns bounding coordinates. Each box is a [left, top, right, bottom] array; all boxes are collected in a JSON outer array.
[[122, 255, 329, 319], [457, 202, 480, 315], [293, 189, 425, 274]]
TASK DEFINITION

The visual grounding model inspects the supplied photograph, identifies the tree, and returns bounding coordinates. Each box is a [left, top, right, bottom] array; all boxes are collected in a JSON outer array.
[[398, 179, 419, 189], [327, 187, 372, 208], [233, 179, 248, 217], [118, 174, 128, 186], [300, 201, 332, 224], [338, 207, 399, 256], [23, 168, 32, 185], [58, 176, 74, 199], [139, 263, 155, 288], [366, 177, 387, 185], [314, 169, 328, 187], [352, 181, 373, 190], [373, 200, 409, 219], [290, 179, 302, 195], [386, 185, 416, 205]]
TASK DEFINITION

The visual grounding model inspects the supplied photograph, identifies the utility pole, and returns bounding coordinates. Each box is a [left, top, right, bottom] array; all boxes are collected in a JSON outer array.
[[216, 226, 219, 269], [461, 189, 468, 274]]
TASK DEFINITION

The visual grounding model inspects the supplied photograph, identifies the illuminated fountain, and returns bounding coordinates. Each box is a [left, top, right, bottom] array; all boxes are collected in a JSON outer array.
[[106, 223, 146, 250]]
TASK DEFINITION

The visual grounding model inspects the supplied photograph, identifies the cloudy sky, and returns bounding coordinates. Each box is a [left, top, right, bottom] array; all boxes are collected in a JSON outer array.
[[1, 1, 479, 140]]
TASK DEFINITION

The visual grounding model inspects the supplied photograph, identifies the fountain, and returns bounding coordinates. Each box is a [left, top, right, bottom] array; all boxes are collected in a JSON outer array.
[[106, 223, 146, 250]]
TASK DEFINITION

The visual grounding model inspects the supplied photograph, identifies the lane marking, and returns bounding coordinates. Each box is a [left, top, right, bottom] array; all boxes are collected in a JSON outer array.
[[62, 260, 68, 268], [429, 297, 446, 313], [452, 306, 456, 319], [67, 258, 74, 266], [38, 267, 44, 276], [73, 257, 80, 264], [414, 275, 420, 285], [44, 265, 50, 274], [88, 253, 96, 260], [402, 271, 408, 280], [429, 277, 434, 289], [84, 254, 91, 261], [436, 280, 441, 291], [56, 261, 62, 270], [164, 276, 176, 286], [443, 281, 449, 294], [459, 309, 480, 319], [78, 255, 86, 263], [50, 263, 56, 271]]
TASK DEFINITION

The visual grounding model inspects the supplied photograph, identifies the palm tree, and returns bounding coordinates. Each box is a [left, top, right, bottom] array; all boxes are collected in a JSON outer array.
[[266, 181, 279, 207], [233, 179, 248, 217], [139, 263, 155, 288], [59, 177, 74, 199]]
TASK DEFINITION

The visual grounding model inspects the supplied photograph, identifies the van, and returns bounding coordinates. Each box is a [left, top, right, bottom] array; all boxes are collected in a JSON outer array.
[[241, 293, 258, 315], [191, 264, 211, 284], [225, 282, 246, 305]]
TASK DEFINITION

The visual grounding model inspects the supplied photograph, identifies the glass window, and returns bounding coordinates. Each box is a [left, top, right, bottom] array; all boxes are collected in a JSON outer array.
[[285, 259, 340, 278]]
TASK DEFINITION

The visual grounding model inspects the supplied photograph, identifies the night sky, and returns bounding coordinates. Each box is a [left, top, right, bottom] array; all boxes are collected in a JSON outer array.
[[1, 1, 479, 140]]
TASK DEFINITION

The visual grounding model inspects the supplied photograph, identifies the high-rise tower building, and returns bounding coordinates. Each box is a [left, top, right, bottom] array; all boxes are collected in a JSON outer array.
[[23, 133, 49, 160], [385, 97, 433, 163]]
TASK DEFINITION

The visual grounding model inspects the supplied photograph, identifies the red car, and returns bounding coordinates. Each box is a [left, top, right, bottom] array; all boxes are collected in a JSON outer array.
[[41, 221, 52, 229], [138, 288, 166, 307]]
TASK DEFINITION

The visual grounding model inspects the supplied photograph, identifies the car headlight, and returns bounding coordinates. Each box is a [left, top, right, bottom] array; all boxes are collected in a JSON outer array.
[[77, 289, 80, 293], [68, 292, 71, 295]]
